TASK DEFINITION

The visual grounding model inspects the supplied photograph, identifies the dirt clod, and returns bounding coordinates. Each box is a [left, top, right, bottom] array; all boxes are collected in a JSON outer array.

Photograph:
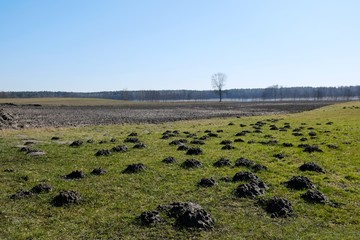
[[162, 156, 177, 164], [30, 183, 53, 194], [233, 171, 259, 182], [265, 197, 293, 218], [140, 211, 164, 226], [273, 153, 287, 159], [158, 202, 215, 230], [285, 176, 315, 190], [65, 170, 85, 180], [301, 189, 328, 204], [234, 180, 268, 198], [112, 145, 128, 152], [52, 190, 81, 207], [95, 149, 111, 156], [221, 144, 235, 150], [91, 168, 107, 175], [235, 157, 255, 167], [190, 140, 205, 145], [70, 140, 83, 147], [220, 140, 232, 145], [181, 159, 202, 169], [213, 158, 232, 167], [299, 162, 325, 173], [133, 143, 147, 149], [303, 145, 323, 153], [186, 147, 204, 155], [252, 164, 268, 172], [122, 163, 146, 174], [198, 177, 217, 187], [10, 190, 33, 199], [124, 138, 140, 143]]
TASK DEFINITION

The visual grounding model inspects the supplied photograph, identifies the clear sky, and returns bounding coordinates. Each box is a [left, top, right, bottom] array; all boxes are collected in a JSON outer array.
[[1, 0, 359, 92]]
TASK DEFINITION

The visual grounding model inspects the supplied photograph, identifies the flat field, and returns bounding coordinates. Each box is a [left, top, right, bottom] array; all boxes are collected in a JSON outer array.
[[0, 100, 359, 239], [0, 98, 336, 129]]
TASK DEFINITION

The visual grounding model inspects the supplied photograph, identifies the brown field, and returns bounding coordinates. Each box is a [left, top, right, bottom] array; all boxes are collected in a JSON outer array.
[[0, 98, 338, 129]]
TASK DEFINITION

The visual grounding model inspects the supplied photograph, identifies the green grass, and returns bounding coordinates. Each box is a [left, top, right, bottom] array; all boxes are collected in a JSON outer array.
[[0, 101, 359, 239]]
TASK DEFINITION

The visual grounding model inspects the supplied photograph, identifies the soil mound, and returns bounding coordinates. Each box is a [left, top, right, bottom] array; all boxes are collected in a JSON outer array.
[[213, 158, 232, 167], [303, 145, 323, 153], [51, 136, 60, 140], [186, 147, 204, 155], [124, 137, 140, 143], [162, 156, 177, 164], [65, 170, 85, 179], [30, 183, 53, 194], [91, 168, 107, 175], [234, 180, 268, 198], [301, 189, 328, 204], [299, 162, 325, 173], [10, 190, 33, 199], [190, 140, 205, 145], [235, 157, 255, 167], [234, 138, 245, 142], [220, 140, 233, 145], [70, 140, 83, 147], [252, 164, 268, 172], [133, 143, 147, 149], [177, 145, 189, 151], [140, 211, 164, 226], [181, 159, 202, 169], [128, 132, 138, 136], [273, 153, 287, 159], [198, 177, 217, 187], [282, 143, 293, 147], [158, 202, 215, 230], [233, 171, 259, 182], [221, 144, 235, 150], [170, 139, 188, 146], [112, 145, 128, 152], [122, 163, 146, 173], [52, 190, 81, 207], [95, 149, 111, 156], [265, 197, 293, 218], [285, 176, 315, 190]]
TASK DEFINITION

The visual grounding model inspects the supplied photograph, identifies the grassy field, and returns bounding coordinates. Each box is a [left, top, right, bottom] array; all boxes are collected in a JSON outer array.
[[0, 101, 359, 239]]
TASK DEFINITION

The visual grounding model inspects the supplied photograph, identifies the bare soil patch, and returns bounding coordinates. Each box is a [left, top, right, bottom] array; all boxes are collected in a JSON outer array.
[[0, 101, 336, 129]]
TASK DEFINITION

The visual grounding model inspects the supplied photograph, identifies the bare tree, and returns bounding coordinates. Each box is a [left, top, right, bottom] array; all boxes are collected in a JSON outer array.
[[211, 72, 227, 102]]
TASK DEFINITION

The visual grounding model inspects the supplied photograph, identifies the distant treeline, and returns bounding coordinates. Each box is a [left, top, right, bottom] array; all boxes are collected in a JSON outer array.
[[1, 86, 359, 101]]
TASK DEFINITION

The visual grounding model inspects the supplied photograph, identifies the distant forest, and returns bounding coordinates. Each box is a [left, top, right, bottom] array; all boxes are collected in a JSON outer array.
[[1, 85, 359, 101]]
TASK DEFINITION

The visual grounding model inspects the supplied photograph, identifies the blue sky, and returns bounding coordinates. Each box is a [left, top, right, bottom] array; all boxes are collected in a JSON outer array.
[[1, 0, 359, 91]]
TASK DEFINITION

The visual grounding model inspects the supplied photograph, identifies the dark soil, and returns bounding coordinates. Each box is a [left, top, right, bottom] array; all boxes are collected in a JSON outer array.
[[299, 162, 325, 173], [252, 164, 268, 172], [112, 145, 128, 152], [51, 136, 60, 140], [10, 190, 33, 200], [282, 143, 293, 147], [91, 168, 107, 175], [285, 176, 315, 190], [232, 172, 259, 182], [140, 211, 164, 226], [64, 170, 86, 180], [327, 144, 339, 149], [235, 157, 255, 167], [213, 158, 232, 167], [190, 140, 205, 145], [186, 147, 204, 155], [30, 183, 53, 194], [264, 197, 293, 218], [303, 145, 323, 153], [221, 144, 235, 150], [177, 145, 189, 151], [220, 140, 233, 145], [122, 163, 146, 173], [158, 202, 215, 230], [273, 153, 287, 159], [170, 139, 188, 146], [198, 177, 217, 187], [128, 132, 138, 136], [181, 159, 202, 169], [234, 180, 268, 198], [133, 143, 147, 149], [124, 137, 140, 143], [234, 138, 244, 142], [301, 189, 328, 204], [2, 101, 332, 129], [162, 156, 177, 164], [95, 149, 111, 156], [70, 140, 83, 147], [52, 190, 81, 207]]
